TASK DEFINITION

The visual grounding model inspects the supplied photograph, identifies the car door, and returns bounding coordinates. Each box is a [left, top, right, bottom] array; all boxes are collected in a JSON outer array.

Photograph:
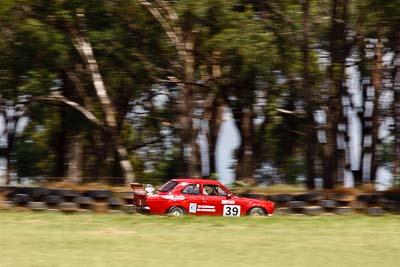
[[179, 183, 202, 215], [198, 184, 233, 216]]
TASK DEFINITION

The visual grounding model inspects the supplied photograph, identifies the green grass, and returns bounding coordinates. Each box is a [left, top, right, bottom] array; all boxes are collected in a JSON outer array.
[[0, 212, 399, 267]]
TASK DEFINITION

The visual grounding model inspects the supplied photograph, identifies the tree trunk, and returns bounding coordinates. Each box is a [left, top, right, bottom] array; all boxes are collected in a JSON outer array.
[[1, 102, 20, 184], [301, 0, 316, 189], [394, 24, 400, 186], [53, 106, 67, 178], [351, 37, 369, 186], [323, 0, 348, 189], [369, 23, 383, 183], [139, 1, 201, 177], [2, 130, 14, 184], [178, 34, 202, 177], [322, 117, 338, 189], [70, 13, 135, 185], [235, 107, 256, 182], [354, 82, 367, 186], [208, 99, 224, 176], [66, 135, 83, 183], [5, 152, 11, 184], [204, 52, 224, 177], [5, 123, 18, 184]]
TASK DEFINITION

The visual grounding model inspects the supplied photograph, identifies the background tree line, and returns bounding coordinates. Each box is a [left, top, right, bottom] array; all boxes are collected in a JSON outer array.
[[1, 0, 400, 189]]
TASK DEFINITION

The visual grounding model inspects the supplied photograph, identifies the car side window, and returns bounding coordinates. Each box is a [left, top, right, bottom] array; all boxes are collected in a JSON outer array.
[[181, 184, 200, 195], [216, 186, 228, 196], [203, 185, 227, 196]]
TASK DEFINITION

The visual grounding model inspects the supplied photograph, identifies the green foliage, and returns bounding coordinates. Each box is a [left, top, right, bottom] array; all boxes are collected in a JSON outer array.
[[15, 106, 60, 177], [1, 0, 399, 188]]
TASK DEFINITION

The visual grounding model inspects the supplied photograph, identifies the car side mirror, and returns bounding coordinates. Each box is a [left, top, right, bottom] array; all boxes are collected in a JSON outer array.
[[227, 193, 232, 199]]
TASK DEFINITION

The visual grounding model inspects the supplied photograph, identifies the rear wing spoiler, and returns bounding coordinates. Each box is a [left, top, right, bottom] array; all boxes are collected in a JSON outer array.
[[130, 183, 143, 190]]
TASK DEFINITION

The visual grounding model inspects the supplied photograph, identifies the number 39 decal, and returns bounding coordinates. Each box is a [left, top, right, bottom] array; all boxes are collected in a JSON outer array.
[[223, 205, 241, 217]]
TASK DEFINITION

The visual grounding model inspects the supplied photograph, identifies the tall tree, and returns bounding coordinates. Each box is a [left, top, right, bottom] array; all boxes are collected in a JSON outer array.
[[322, 0, 350, 189], [209, 8, 278, 182], [301, 0, 317, 189], [138, 0, 203, 177], [394, 22, 400, 186], [68, 9, 136, 184]]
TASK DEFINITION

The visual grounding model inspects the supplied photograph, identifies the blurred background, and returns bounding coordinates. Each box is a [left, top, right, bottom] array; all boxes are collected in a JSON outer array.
[[1, 0, 400, 190]]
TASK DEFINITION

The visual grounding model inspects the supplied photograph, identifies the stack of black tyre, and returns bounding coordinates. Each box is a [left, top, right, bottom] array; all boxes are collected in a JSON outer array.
[[241, 190, 400, 216], [2, 186, 400, 215], [0, 186, 137, 214]]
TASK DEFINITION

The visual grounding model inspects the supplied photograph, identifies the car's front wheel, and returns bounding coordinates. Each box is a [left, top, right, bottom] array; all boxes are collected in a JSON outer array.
[[167, 206, 186, 216], [248, 207, 267, 217]]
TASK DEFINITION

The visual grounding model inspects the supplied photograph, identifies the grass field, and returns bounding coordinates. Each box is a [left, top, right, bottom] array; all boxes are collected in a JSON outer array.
[[0, 212, 399, 267]]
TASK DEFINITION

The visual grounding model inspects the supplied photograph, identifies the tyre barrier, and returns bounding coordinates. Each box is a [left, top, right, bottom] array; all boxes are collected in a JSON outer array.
[[383, 191, 400, 202], [28, 202, 47, 212], [382, 200, 400, 214], [14, 187, 34, 195], [366, 207, 384, 216], [14, 194, 32, 206], [268, 194, 293, 204], [239, 193, 267, 200], [92, 202, 110, 213], [84, 190, 113, 200], [350, 200, 366, 211], [288, 201, 307, 214], [335, 206, 353, 215], [45, 195, 65, 207], [357, 193, 382, 205], [107, 197, 123, 210], [122, 205, 137, 214], [58, 202, 79, 213], [33, 188, 51, 201], [74, 196, 94, 210], [115, 192, 134, 205], [0, 186, 7, 192], [288, 201, 307, 209], [328, 193, 356, 203], [293, 192, 325, 202], [317, 200, 338, 210], [14, 187, 51, 201], [274, 207, 292, 215], [51, 189, 80, 202], [302, 206, 323, 216], [1, 186, 399, 215]]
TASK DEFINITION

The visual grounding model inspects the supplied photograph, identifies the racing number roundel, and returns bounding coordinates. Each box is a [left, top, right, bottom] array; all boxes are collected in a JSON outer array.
[[223, 205, 241, 217]]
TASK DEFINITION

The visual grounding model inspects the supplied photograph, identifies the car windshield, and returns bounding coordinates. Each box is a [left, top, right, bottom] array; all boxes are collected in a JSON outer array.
[[158, 181, 178, 192]]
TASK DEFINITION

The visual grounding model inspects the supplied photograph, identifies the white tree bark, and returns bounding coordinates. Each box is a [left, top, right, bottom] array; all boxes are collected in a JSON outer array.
[[68, 10, 135, 184], [67, 135, 83, 183]]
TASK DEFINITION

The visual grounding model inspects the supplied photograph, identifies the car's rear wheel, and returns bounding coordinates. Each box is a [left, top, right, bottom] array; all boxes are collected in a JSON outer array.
[[167, 206, 186, 216], [248, 207, 267, 217]]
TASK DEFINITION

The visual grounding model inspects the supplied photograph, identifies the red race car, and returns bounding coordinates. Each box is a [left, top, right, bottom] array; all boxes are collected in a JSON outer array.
[[130, 178, 274, 217]]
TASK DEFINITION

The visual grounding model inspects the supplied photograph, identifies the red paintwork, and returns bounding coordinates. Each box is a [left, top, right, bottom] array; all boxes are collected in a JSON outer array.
[[133, 178, 275, 216]]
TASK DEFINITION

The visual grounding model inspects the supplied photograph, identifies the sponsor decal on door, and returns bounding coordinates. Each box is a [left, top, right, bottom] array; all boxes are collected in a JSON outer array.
[[197, 205, 216, 212], [189, 203, 197, 213]]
